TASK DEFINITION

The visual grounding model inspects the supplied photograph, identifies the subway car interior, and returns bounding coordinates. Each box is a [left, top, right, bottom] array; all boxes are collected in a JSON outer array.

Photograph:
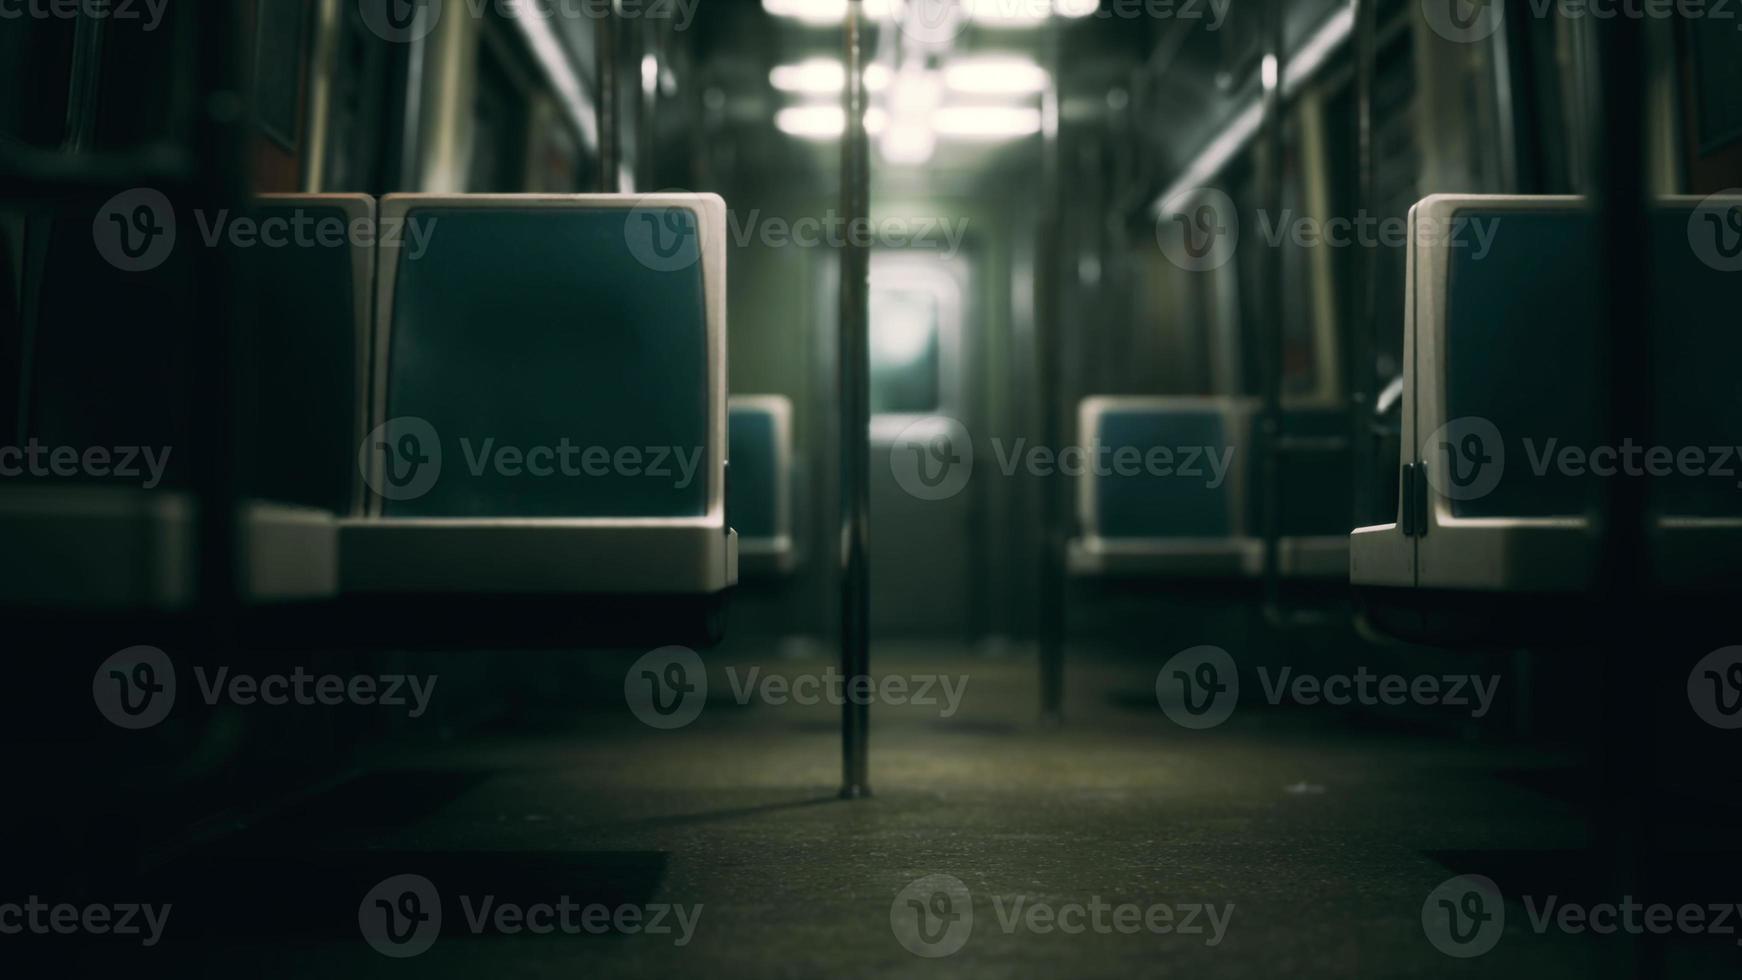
[[3, 0, 1741, 975]]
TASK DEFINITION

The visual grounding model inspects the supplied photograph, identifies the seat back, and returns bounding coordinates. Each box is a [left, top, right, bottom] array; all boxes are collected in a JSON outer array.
[[369, 194, 726, 523], [1352, 194, 1742, 592], [728, 395, 794, 548], [1431, 199, 1741, 521], [238, 195, 372, 515], [1077, 397, 1248, 540]]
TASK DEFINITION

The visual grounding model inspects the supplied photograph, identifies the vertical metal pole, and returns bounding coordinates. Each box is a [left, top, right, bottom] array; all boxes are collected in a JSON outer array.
[[838, 0, 872, 799], [637, 21, 660, 192], [1036, 26, 1065, 727], [62, 12, 106, 152], [191, 5, 249, 628], [1591, 11, 1651, 980], [1256, 4, 1286, 616], [1349, 0, 1378, 527], [597, 1, 620, 192]]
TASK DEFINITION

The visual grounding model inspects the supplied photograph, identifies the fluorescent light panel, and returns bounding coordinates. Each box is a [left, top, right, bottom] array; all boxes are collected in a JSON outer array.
[[770, 58, 891, 94], [942, 55, 1048, 95], [763, 0, 1086, 26]]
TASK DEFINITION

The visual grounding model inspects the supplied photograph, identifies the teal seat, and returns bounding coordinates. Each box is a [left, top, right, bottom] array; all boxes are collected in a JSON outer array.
[[1091, 403, 1237, 539], [1352, 195, 1742, 593], [340, 194, 736, 600], [381, 205, 709, 520], [729, 395, 795, 574]]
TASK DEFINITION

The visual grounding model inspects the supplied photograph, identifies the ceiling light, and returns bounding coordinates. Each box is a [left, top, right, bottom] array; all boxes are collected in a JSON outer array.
[[776, 105, 889, 139], [770, 58, 846, 94], [942, 56, 1048, 96], [769, 59, 890, 94], [763, 0, 896, 25], [776, 105, 845, 138], [967, 0, 1050, 26], [932, 105, 1043, 138]]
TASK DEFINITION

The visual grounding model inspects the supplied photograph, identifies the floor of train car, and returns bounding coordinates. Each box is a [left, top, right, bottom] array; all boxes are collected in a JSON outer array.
[[36, 635, 1739, 978]]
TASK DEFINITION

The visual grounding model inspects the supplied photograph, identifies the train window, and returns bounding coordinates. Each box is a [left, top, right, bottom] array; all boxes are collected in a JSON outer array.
[[869, 257, 962, 418], [869, 286, 940, 415], [1686, 18, 1742, 153], [469, 29, 532, 193], [252, 0, 305, 152]]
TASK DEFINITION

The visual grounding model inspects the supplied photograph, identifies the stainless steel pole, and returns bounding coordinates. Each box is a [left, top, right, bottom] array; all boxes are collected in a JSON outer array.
[[838, 0, 872, 799]]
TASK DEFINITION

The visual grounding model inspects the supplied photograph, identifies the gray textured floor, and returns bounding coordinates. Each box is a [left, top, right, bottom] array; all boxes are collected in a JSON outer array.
[[71, 647, 1736, 978]]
